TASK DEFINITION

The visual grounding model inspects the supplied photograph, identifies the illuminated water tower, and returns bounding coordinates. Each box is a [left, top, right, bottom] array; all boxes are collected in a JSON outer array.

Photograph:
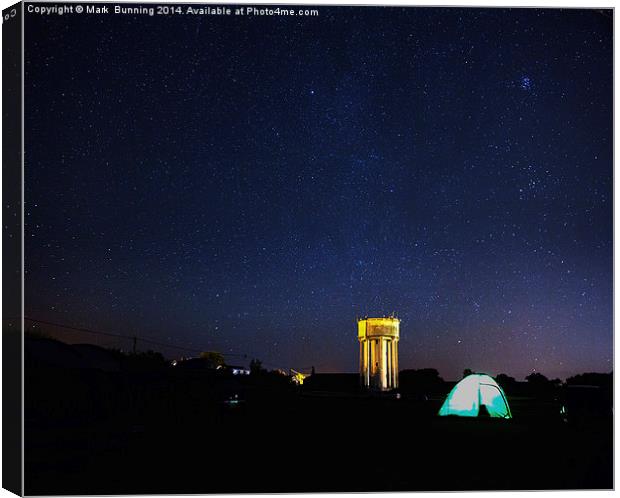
[[358, 316, 400, 391]]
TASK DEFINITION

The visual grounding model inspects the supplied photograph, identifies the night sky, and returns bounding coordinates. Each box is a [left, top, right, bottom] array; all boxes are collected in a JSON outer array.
[[24, 5, 612, 380]]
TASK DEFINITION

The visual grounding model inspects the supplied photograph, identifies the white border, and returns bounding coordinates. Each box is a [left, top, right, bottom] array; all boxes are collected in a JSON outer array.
[[0, 1, 615, 498]]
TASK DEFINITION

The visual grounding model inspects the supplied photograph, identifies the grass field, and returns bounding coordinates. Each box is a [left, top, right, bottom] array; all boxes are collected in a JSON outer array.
[[25, 368, 612, 494]]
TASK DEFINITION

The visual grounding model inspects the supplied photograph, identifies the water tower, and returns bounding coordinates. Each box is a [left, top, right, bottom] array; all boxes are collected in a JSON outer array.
[[358, 316, 400, 391]]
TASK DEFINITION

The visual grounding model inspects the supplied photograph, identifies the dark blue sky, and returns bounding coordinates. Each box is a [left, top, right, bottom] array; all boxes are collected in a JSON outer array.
[[24, 5, 612, 380]]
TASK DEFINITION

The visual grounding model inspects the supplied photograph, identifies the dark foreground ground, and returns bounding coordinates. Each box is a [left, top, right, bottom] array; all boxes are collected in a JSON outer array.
[[25, 366, 612, 495]]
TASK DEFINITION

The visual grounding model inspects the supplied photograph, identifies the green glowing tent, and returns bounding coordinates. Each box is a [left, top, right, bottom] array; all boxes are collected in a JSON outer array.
[[438, 373, 512, 418]]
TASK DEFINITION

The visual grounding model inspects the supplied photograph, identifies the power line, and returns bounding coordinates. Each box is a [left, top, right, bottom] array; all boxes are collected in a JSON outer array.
[[22, 317, 247, 358]]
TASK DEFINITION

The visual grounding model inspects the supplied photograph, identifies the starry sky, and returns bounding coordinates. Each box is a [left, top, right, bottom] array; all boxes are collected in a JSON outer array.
[[24, 5, 612, 380]]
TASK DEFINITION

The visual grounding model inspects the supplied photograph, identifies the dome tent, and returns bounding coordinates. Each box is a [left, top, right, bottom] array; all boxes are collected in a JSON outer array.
[[438, 373, 512, 418]]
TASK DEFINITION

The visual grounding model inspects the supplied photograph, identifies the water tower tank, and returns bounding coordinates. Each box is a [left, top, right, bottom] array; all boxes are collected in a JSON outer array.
[[358, 317, 400, 391]]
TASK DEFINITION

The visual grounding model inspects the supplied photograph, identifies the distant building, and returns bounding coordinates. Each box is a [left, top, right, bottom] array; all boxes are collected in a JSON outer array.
[[290, 369, 308, 385], [358, 317, 400, 391], [228, 365, 250, 376]]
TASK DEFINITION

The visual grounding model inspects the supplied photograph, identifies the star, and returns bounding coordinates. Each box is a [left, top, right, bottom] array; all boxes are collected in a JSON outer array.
[[520, 75, 532, 90]]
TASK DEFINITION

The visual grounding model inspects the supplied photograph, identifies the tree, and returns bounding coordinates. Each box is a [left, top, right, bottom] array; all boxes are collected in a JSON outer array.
[[550, 378, 563, 388], [250, 358, 264, 375], [399, 368, 445, 394], [525, 372, 556, 397], [495, 373, 516, 385], [566, 372, 612, 388], [495, 373, 517, 395], [463, 368, 473, 378], [525, 372, 549, 385], [200, 351, 225, 369]]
